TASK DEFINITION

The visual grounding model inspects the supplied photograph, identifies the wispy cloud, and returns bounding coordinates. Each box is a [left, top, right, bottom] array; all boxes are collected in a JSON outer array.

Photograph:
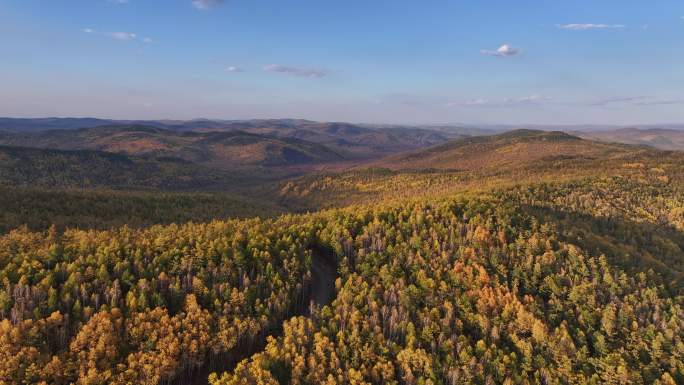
[[83, 28, 152, 43], [108, 0, 129, 4], [557, 23, 625, 30], [481, 44, 520, 57], [108, 32, 137, 41], [192, 0, 223, 10], [633, 98, 684, 106], [225, 66, 244, 73], [263, 64, 328, 78], [583, 96, 648, 107], [449, 95, 551, 108], [514, 95, 553, 104], [449, 98, 492, 107], [579, 96, 684, 107], [449, 95, 682, 109]]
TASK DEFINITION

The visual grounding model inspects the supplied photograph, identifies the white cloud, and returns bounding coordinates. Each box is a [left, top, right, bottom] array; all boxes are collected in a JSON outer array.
[[263, 64, 328, 78], [225, 66, 244, 73], [108, 0, 129, 4], [83, 28, 95, 33], [142, 37, 153, 44], [192, 0, 223, 10], [108, 32, 137, 41], [557, 24, 625, 30], [481, 44, 520, 57]]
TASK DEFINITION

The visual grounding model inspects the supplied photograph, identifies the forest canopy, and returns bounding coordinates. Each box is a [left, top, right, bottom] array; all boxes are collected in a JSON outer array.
[[1, 130, 684, 385]]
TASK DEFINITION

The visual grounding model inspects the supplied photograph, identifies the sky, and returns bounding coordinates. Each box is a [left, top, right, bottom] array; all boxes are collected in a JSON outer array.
[[1, 0, 683, 125]]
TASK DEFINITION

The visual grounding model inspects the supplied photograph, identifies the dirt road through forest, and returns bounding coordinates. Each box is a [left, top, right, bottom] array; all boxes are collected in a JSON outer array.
[[179, 244, 338, 385]]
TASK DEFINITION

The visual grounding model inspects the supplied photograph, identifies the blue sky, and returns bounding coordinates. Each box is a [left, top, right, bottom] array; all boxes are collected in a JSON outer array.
[[1, 0, 683, 124]]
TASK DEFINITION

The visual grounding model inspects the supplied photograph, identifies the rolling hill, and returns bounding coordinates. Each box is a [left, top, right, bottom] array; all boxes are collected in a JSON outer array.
[[0, 121, 472, 230], [138, 120, 460, 160], [376, 129, 648, 172], [0, 125, 346, 168], [0, 145, 237, 190], [261, 121, 457, 158], [277, 129, 681, 211], [0, 144, 290, 230], [578, 127, 684, 151], [0, 118, 464, 160]]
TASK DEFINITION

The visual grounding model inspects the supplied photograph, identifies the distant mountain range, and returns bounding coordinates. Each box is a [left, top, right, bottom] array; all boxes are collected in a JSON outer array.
[[1, 118, 683, 193], [0, 117, 124, 131], [0, 125, 347, 168], [2, 118, 684, 234], [575, 127, 684, 151], [0, 118, 467, 193], [0, 117, 475, 134], [0, 118, 473, 166], [465, 123, 684, 133]]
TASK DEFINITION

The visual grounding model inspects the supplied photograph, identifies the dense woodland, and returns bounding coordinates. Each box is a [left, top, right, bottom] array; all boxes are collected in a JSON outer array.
[[1, 128, 684, 384], [0, 145, 233, 191], [0, 217, 320, 384], [0, 187, 282, 233], [211, 175, 684, 385]]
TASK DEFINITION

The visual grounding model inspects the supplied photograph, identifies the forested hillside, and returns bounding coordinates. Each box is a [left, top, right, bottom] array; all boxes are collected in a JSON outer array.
[[1, 129, 684, 385], [0, 187, 283, 233], [0, 126, 345, 168], [277, 130, 682, 211], [0, 145, 234, 190], [0, 119, 462, 163], [0, 144, 292, 232], [578, 128, 684, 151], [214, 178, 684, 385], [376, 130, 641, 172]]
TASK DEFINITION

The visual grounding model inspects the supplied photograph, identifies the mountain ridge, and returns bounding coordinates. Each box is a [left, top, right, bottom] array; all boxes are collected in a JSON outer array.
[[0, 125, 347, 168], [373, 129, 639, 172]]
